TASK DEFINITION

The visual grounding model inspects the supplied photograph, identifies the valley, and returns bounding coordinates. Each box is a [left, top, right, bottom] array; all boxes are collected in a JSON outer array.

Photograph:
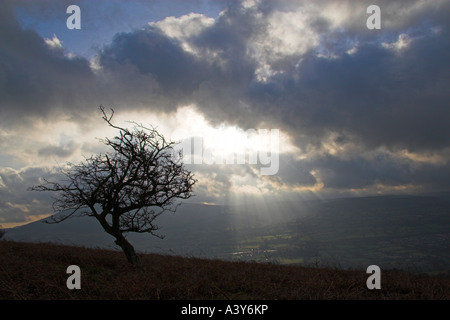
[[5, 194, 450, 275]]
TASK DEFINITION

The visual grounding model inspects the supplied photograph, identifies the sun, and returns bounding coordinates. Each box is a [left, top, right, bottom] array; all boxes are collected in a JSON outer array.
[[109, 105, 300, 198]]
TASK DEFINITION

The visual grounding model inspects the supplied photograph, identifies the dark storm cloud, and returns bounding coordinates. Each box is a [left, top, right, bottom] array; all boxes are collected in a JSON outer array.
[[222, 0, 450, 155], [314, 153, 450, 191], [3, 0, 449, 146], [96, 5, 258, 118], [144, 0, 450, 155], [264, 153, 317, 188], [0, 167, 60, 223], [1, 0, 450, 197], [37, 141, 78, 159], [0, 1, 97, 126], [263, 151, 450, 193], [245, 29, 450, 153], [97, 26, 210, 110]]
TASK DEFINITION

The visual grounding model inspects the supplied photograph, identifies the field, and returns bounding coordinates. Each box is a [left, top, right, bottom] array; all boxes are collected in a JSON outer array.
[[1, 241, 449, 300]]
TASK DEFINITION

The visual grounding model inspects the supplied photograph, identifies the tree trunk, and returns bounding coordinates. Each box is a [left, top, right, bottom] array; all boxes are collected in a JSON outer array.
[[115, 235, 141, 267], [95, 215, 141, 267]]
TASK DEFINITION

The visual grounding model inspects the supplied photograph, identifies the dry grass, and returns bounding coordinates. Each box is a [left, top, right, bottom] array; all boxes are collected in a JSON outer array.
[[0, 240, 449, 300]]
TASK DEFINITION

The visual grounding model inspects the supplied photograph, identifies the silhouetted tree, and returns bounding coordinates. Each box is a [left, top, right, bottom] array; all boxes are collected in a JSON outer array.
[[31, 106, 196, 266]]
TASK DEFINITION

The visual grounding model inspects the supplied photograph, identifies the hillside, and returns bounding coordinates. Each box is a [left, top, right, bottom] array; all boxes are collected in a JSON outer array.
[[5, 194, 450, 274], [1, 241, 449, 301]]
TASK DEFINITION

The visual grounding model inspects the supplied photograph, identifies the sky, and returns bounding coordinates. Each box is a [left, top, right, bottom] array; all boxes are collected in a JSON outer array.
[[1, 0, 449, 228]]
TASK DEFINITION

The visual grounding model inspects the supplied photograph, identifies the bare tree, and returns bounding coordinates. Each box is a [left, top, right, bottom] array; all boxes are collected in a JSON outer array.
[[31, 106, 196, 266]]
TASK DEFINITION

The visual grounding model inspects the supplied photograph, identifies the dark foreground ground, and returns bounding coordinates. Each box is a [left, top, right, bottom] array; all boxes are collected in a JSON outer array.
[[0, 241, 449, 300]]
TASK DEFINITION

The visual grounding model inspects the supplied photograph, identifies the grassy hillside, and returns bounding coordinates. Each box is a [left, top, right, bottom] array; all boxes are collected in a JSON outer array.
[[1, 241, 449, 300], [6, 195, 450, 275]]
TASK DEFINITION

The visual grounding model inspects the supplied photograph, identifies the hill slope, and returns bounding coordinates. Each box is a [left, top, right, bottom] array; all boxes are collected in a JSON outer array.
[[1, 241, 449, 300], [5, 195, 450, 274]]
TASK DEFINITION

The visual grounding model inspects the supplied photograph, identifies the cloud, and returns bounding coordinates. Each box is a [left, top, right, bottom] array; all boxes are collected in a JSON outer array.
[[44, 34, 63, 50], [0, 167, 60, 225], [135, 0, 450, 158], [37, 141, 78, 159], [151, 13, 215, 42], [0, 1, 97, 126], [97, 26, 209, 107], [0, 0, 449, 226], [251, 29, 450, 153]]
